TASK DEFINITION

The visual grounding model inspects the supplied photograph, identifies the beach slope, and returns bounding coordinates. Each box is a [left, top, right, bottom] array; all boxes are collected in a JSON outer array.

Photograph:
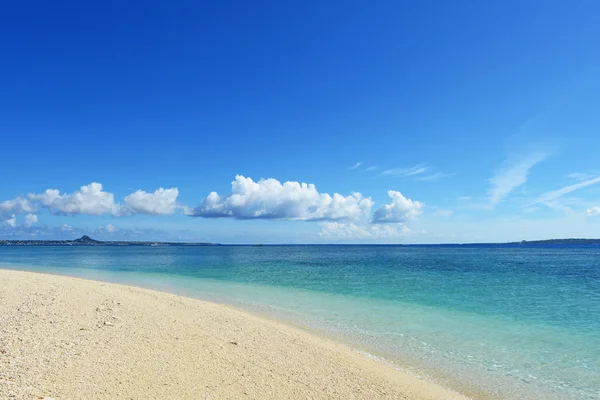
[[0, 269, 468, 399]]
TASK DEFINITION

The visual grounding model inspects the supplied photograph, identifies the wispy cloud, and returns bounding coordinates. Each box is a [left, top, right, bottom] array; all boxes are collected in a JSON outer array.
[[534, 176, 600, 206], [381, 164, 428, 177], [434, 209, 453, 217], [488, 153, 548, 206], [416, 172, 455, 182], [364, 165, 378, 172], [319, 221, 409, 241], [568, 172, 595, 182], [587, 206, 600, 217], [381, 164, 453, 182], [0, 221, 168, 241], [350, 162, 362, 170]]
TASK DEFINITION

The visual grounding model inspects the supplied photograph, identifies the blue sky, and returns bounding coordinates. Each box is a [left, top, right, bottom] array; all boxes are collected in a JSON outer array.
[[1, 1, 600, 243]]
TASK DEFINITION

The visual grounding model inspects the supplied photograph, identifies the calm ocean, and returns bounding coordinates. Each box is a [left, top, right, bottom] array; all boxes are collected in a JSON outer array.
[[1, 245, 598, 399]]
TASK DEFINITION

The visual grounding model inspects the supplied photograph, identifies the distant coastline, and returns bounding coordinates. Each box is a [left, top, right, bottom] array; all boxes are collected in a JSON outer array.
[[401, 238, 600, 247], [1, 235, 599, 247], [0, 235, 220, 247]]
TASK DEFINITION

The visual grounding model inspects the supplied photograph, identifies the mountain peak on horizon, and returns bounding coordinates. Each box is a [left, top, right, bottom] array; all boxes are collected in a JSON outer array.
[[73, 235, 101, 243]]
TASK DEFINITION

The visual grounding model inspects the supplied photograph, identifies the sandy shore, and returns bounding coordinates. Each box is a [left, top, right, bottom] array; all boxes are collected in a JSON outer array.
[[0, 269, 469, 399]]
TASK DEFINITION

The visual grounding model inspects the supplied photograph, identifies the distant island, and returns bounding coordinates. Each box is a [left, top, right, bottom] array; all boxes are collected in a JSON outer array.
[[513, 238, 600, 245], [0, 235, 220, 247], [400, 239, 600, 247], [401, 239, 600, 247]]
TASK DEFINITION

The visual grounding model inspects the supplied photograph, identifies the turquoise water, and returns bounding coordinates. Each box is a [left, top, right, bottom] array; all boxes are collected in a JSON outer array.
[[1, 245, 598, 399]]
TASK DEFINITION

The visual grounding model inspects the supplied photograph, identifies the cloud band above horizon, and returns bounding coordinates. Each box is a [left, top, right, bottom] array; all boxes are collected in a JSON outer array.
[[0, 183, 182, 218], [1, 176, 426, 235]]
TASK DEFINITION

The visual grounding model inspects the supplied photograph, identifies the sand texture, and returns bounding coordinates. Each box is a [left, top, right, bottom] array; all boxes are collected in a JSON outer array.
[[0, 269, 469, 399]]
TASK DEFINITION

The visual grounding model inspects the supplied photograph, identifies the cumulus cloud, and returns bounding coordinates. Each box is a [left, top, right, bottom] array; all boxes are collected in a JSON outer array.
[[29, 183, 121, 216], [488, 153, 548, 206], [370, 191, 424, 224], [123, 188, 180, 215], [0, 197, 36, 215], [190, 175, 373, 221], [587, 206, 600, 217], [319, 221, 409, 240], [4, 214, 17, 228], [24, 214, 38, 227], [2, 213, 38, 228], [1, 183, 182, 218]]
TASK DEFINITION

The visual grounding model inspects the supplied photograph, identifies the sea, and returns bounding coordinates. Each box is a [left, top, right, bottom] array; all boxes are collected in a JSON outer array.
[[0, 244, 598, 400]]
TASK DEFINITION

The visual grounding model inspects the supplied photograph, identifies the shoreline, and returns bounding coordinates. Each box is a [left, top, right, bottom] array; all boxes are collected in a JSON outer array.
[[0, 268, 471, 399], [0, 263, 491, 399]]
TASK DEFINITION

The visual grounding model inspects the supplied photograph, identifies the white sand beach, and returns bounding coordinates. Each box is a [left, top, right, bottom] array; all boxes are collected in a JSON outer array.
[[0, 269, 470, 399]]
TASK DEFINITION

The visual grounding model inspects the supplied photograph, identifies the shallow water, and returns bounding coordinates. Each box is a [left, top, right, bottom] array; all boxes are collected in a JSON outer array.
[[1, 245, 598, 399]]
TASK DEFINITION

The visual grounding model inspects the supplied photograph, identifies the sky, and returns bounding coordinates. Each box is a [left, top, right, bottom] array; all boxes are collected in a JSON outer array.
[[1, 1, 600, 243]]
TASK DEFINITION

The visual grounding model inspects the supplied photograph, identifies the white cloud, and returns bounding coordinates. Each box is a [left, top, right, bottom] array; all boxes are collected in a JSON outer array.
[[364, 165, 378, 172], [96, 224, 117, 234], [534, 176, 600, 206], [0, 197, 36, 215], [190, 175, 373, 221], [1, 183, 184, 218], [61, 224, 73, 231], [416, 172, 455, 181], [568, 173, 594, 182], [371, 190, 424, 224], [123, 188, 179, 215], [24, 214, 38, 227], [434, 209, 454, 217], [586, 206, 600, 217], [319, 221, 409, 240], [382, 164, 428, 177], [4, 214, 16, 228], [29, 183, 121, 216], [488, 153, 548, 206], [350, 162, 362, 170]]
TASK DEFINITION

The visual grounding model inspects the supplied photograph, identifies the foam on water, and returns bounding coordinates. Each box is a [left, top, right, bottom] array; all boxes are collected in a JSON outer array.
[[1, 244, 598, 399]]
